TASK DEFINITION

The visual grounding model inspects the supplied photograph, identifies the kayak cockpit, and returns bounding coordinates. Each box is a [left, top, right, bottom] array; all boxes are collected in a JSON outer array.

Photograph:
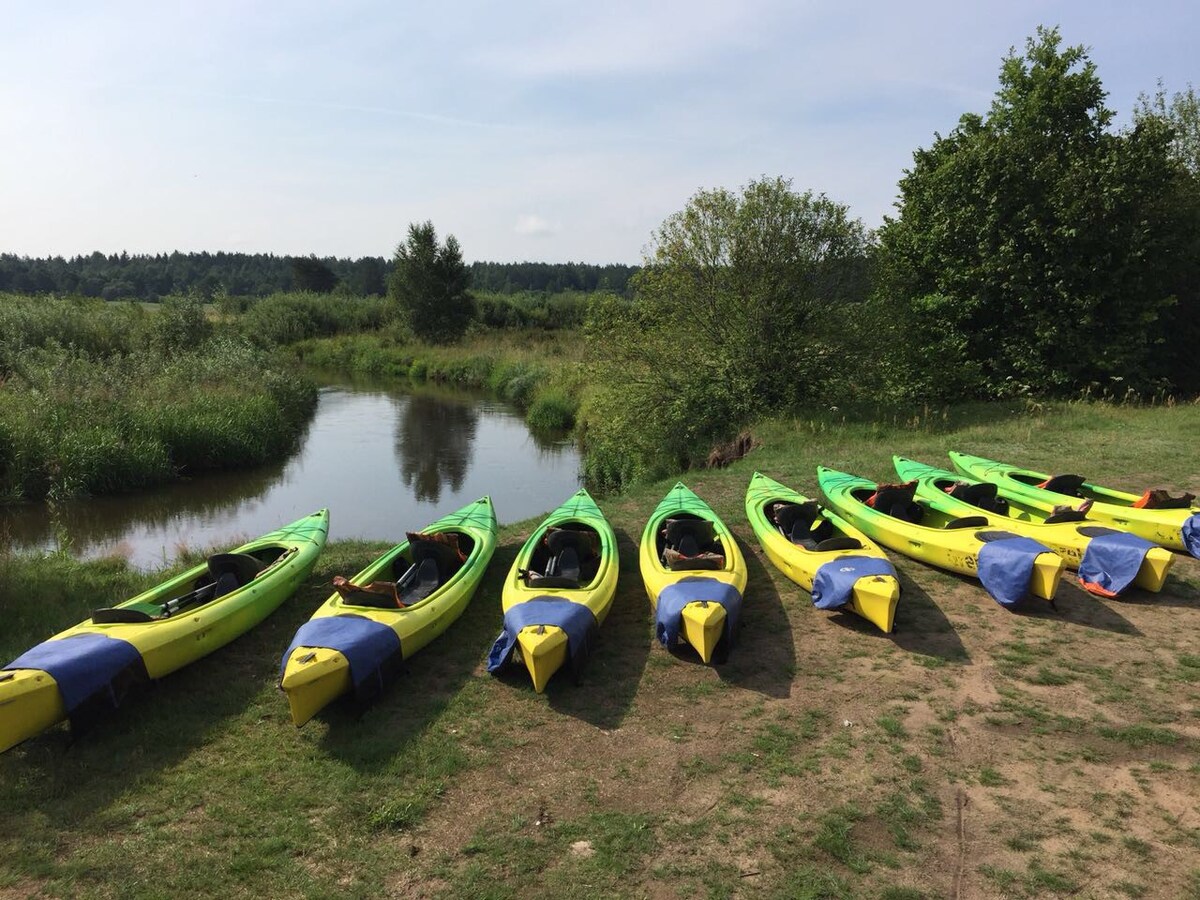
[[521, 525, 600, 589], [766, 500, 863, 552]]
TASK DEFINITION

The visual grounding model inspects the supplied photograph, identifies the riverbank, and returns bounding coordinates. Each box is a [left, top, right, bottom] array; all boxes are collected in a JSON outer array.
[[291, 329, 585, 432], [0, 295, 317, 503], [3, 399, 1198, 898]]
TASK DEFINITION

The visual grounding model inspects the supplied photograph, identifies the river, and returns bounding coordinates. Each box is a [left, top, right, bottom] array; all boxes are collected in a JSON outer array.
[[0, 376, 582, 568]]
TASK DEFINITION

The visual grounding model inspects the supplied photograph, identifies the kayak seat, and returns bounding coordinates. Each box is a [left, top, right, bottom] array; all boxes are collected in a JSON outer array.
[[974, 530, 1022, 543], [945, 515, 989, 529], [867, 482, 923, 523], [946, 480, 1003, 512], [1075, 525, 1122, 538], [207, 553, 266, 598], [408, 537, 464, 583], [816, 536, 862, 552], [399, 557, 442, 604], [773, 501, 834, 547], [547, 546, 582, 582], [886, 500, 924, 524], [1037, 474, 1086, 497], [91, 607, 157, 624], [1044, 509, 1088, 524]]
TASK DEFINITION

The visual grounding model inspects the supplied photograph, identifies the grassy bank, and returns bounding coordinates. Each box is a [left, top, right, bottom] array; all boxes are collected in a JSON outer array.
[[2, 399, 1199, 898], [292, 329, 585, 431], [0, 295, 317, 503]]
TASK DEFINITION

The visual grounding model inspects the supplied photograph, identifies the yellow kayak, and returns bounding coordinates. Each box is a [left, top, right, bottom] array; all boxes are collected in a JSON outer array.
[[280, 497, 497, 726], [487, 489, 618, 693], [2, 510, 329, 753], [818, 466, 1065, 608], [745, 472, 901, 633], [639, 482, 747, 663], [895, 456, 1173, 595]]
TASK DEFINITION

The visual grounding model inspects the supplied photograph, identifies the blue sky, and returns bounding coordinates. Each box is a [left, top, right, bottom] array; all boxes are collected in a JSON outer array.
[[1, 1, 1196, 264]]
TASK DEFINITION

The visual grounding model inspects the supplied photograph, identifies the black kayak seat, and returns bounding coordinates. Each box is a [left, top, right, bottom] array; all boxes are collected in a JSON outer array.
[[547, 545, 582, 582], [974, 530, 1023, 543], [91, 607, 156, 624], [816, 536, 863, 552], [527, 573, 582, 589], [946, 480, 1000, 511], [1075, 525, 1122, 538], [208, 553, 265, 598], [664, 518, 715, 551], [945, 515, 989, 530], [400, 557, 442, 604], [1039, 474, 1086, 497], [1044, 509, 1088, 524]]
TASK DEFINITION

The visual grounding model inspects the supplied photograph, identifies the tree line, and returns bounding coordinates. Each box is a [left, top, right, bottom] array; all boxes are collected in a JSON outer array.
[[0, 251, 638, 301]]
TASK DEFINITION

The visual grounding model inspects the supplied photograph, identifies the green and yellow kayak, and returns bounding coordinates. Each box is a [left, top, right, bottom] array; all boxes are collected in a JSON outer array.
[[950, 451, 1200, 556], [280, 498, 497, 726], [2, 510, 329, 753], [640, 482, 747, 663], [487, 489, 618, 693], [818, 466, 1065, 607], [895, 456, 1173, 593], [745, 472, 901, 633]]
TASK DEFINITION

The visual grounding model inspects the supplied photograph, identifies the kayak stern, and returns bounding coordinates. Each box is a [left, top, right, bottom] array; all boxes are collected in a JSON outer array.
[[680, 600, 727, 664], [1031, 552, 1066, 601], [0, 669, 68, 753], [280, 647, 352, 727], [516, 625, 568, 694], [849, 575, 902, 634]]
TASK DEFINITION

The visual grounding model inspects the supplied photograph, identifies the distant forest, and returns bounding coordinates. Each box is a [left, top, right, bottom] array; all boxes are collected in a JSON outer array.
[[0, 252, 639, 300]]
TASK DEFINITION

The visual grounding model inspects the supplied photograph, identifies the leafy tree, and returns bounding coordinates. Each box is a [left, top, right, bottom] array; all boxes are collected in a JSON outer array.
[[1135, 79, 1200, 174], [877, 27, 1199, 399], [388, 222, 473, 343], [291, 256, 338, 293], [582, 177, 870, 489]]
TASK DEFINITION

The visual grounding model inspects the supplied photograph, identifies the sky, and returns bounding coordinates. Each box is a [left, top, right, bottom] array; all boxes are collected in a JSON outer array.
[[1, 1, 1196, 264]]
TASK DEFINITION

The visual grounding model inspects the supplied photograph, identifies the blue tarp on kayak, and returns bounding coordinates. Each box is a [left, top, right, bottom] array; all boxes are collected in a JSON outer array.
[[1183, 514, 1200, 559], [1078, 531, 1155, 597], [977, 536, 1050, 608], [487, 598, 598, 682], [4, 633, 146, 719], [812, 556, 896, 611], [654, 577, 742, 658], [282, 615, 402, 698]]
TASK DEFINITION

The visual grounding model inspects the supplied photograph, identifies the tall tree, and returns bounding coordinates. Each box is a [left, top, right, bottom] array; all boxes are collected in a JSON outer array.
[[583, 176, 869, 488], [388, 222, 473, 343], [291, 256, 338, 293], [877, 27, 1198, 399]]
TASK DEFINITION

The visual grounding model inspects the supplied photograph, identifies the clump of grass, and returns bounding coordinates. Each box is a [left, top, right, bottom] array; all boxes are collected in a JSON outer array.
[[0, 339, 316, 502], [526, 390, 576, 432]]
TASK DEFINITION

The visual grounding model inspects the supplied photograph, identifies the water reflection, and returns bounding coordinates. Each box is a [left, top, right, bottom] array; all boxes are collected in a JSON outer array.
[[0, 377, 581, 568], [396, 393, 477, 503]]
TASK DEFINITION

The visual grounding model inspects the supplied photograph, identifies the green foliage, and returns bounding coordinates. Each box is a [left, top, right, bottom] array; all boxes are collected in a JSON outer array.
[[237, 292, 388, 347], [473, 290, 594, 330], [582, 177, 870, 489], [389, 221, 474, 344], [525, 390, 575, 432], [1136, 79, 1200, 175], [153, 293, 212, 351], [877, 26, 1200, 399], [0, 336, 316, 502]]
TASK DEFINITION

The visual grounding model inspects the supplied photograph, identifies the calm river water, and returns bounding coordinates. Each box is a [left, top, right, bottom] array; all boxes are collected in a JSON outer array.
[[0, 377, 582, 568]]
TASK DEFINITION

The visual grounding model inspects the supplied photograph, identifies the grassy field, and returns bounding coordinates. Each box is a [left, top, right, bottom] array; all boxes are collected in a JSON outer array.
[[2, 399, 1199, 899]]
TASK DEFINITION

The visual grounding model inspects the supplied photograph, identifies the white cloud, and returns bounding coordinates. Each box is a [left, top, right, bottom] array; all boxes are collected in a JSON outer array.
[[515, 215, 556, 237]]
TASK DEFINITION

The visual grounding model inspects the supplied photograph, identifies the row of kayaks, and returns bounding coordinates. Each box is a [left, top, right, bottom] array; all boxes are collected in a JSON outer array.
[[3, 451, 1196, 751]]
